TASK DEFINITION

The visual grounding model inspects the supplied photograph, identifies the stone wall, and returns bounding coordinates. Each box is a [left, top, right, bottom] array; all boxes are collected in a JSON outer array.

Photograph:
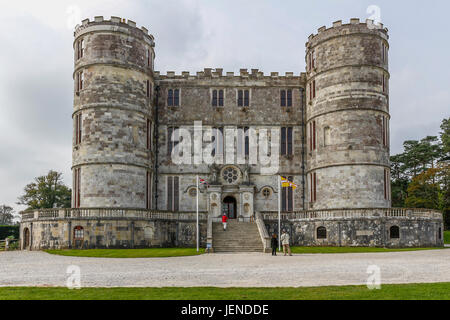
[[264, 217, 444, 248], [20, 218, 207, 250]]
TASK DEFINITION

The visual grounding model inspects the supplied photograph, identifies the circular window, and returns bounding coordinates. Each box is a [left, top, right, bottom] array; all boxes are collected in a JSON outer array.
[[189, 188, 197, 197], [262, 188, 271, 198], [221, 166, 240, 185]]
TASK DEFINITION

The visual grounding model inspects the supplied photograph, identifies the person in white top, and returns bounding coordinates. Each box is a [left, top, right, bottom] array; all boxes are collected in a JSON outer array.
[[280, 229, 292, 256]]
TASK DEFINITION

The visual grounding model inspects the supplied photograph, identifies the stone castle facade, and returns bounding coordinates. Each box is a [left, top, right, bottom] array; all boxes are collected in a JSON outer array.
[[19, 17, 444, 250]]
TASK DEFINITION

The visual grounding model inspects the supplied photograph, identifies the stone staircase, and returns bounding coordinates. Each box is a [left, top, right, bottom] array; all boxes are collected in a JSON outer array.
[[212, 220, 264, 253]]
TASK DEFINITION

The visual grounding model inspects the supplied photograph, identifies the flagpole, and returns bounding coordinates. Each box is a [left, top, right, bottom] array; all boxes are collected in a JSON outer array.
[[196, 175, 199, 252], [278, 175, 281, 251]]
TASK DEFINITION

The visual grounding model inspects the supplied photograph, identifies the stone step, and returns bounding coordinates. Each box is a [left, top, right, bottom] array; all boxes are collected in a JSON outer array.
[[212, 221, 263, 253]]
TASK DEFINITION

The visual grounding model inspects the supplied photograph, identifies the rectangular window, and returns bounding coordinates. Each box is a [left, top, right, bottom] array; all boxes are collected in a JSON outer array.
[[76, 71, 84, 92], [146, 171, 152, 210], [382, 43, 388, 64], [75, 113, 82, 145], [281, 89, 293, 107], [309, 121, 317, 152], [146, 49, 151, 67], [167, 126, 179, 156], [238, 90, 250, 107], [146, 80, 151, 99], [384, 169, 390, 200], [219, 89, 224, 106], [281, 127, 293, 156], [281, 90, 286, 107], [212, 90, 218, 107], [237, 127, 250, 158], [287, 89, 292, 107], [74, 168, 81, 208], [282, 176, 294, 212], [382, 75, 387, 93], [212, 89, 224, 107], [167, 176, 179, 212], [310, 172, 317, 203], [76, 39, 84, 60], [147, 119, 151, 150], [212, 127, 224, 157], [167, 89, 180, 107], [312, 80, 316, 98]]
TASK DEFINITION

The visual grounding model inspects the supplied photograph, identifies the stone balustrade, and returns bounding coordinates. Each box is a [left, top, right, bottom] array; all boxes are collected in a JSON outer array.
[[20, 208, 208, 222], [261, 208, 443, 221]]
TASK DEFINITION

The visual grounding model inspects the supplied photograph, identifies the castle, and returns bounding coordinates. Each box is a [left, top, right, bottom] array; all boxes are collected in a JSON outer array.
[[20, 17, 444, 251]]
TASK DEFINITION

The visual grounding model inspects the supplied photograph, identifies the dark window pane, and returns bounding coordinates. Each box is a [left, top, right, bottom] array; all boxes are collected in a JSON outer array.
[[212, 90, 217, 107], [281, 127, 287, 155], [281, 90, 286, 107], [244, 90, 249, 106], [174, 177, 179, 211], [167, 176, 173, 211], [287, 89, 292, 107], [168, 89, 173, 106], [238, 90, 243, 106], [287, 127, 293, 155], [219, 90, 224, 106], [317, 227, 327, 239], [174, 89, 180, 106]]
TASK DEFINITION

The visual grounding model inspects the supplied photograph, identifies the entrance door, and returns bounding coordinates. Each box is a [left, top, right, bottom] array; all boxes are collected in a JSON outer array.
[[222, 196, 237, 219], [23, 228, 30, 250]]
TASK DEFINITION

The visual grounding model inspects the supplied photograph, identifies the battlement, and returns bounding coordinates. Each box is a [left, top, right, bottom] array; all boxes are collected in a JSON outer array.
[[74, 16, 154, 43], [155, 68, 305, 81], [306, 18, 388, 46]]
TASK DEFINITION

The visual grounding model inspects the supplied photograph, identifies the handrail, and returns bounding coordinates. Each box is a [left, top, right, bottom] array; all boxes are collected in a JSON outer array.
[[255, 211, 271, 253]]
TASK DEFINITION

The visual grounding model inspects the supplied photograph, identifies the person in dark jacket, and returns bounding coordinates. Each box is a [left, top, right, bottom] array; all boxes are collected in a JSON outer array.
[[271, 234, 278, 256]]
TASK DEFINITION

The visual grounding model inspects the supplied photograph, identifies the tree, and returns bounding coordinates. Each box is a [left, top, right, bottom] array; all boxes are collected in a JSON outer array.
[[0, 205, 16, 225], [405, 168, 441, 209], [440, 118, 450, 162], [17, 171, 71, 210]]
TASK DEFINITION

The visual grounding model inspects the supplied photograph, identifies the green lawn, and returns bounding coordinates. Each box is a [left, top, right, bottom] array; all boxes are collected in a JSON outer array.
[[1, 283, 449, 300], [44, 246, 446, 258], [289, 246, 445, 254], [44, 248, 205, 258], [445, 231, 450, 244]]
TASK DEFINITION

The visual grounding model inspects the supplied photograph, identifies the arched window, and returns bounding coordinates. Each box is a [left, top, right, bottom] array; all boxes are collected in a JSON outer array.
[[74, 226, 84, 240], [389, 226, 400, 239], [317, 226, 327, 239]]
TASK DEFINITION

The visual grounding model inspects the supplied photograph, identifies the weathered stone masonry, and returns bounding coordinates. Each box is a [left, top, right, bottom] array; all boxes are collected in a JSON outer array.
[[20, 17, 444, 250]]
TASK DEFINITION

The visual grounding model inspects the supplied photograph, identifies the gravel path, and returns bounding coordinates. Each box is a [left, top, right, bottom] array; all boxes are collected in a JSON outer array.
[[1, 250, 450, 288]]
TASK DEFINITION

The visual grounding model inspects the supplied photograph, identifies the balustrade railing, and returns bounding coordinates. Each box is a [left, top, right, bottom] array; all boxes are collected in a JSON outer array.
[[261, 208, 442, 220], [21, 208, 208, 222]]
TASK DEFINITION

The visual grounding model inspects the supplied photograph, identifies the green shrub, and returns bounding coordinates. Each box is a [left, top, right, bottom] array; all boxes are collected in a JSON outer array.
[[0, 226, 19, 240]]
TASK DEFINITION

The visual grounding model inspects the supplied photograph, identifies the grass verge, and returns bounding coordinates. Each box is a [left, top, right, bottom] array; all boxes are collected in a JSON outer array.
[[44, 248, 205, 258], [0, 283, 449, 300]]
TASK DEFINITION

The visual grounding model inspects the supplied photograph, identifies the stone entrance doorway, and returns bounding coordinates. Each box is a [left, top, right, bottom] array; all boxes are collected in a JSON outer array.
[[222, 196, 237, 219], [23, 228, 30, 250]]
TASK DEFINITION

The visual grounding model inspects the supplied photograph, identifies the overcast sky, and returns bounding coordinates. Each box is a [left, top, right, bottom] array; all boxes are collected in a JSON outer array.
[[0, 0, 448, 214]]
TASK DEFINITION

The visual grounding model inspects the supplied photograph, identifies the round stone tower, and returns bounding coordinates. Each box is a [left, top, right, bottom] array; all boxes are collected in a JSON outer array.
[[72, 16, 155, 208], [305, 19, 391, 209]]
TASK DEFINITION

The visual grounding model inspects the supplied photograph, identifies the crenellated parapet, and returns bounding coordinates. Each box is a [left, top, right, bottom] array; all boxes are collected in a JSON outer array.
[[155, 68, 306, 82], [306, 18, 388, 49], [74, 16, 155, 46]]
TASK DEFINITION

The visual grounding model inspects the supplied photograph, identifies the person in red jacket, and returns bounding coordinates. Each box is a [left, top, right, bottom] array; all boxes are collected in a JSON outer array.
[[222, 214, 228, 231]]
